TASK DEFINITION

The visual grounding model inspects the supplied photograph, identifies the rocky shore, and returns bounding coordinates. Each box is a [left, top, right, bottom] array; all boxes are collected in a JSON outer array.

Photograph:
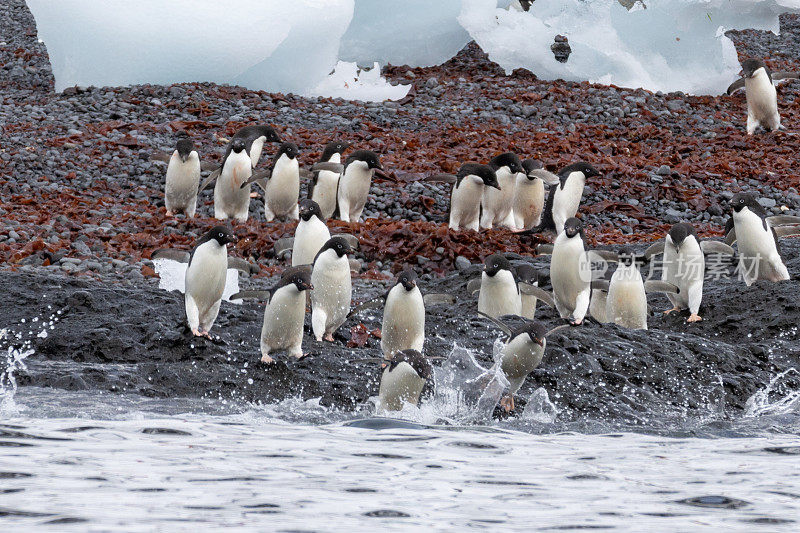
[[2, 0, 800, 422]]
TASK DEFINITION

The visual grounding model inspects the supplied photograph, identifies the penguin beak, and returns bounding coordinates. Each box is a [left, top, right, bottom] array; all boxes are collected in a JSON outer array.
[[299, 281, 313, 291], [373, 167, 393, 181], [535, 338, 544, 346], [489, 182, 501, 190]]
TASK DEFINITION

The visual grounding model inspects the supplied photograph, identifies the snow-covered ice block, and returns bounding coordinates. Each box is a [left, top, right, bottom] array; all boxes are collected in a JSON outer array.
[[305, 61, 410, 102], [459, 0, 800, 95], [152, 258, 241, 304]]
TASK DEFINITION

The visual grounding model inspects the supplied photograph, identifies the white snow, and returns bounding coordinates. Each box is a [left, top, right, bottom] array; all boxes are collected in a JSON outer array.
[[26, 0, 800, 96], [305, 61, 409, 102], [152, 258, 241, 304]]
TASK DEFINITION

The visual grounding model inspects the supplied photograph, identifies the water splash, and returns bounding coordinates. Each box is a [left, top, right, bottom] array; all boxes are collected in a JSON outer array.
[[744, 368, 800, 417], [0, 329, 34, 414], [521, 388, 559, 423]]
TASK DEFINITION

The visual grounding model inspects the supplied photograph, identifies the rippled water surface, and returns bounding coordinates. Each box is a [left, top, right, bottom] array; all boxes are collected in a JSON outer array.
[[2, 388, 800, 531]]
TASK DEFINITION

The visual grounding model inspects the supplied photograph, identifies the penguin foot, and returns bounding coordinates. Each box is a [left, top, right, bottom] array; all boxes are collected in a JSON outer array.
[[569, 318, 583, 326], [500, 395, 515, 412], [687, 314, 702, 323], [166, 210, 174, 216], [323, 334, 335, 342], [260, 354, 275, 364], [249, 192, 259, 198], [663, 307, 681, 315], [191, 328, 203, 337]]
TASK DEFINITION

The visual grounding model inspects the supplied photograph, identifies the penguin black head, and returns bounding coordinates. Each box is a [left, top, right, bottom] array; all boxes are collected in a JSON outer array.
[[318, 236, 352, 259], [176, 139, 194, 162], [741, 59, 766, 79], [258, 125, 282, 143], [299, 199, 323, 222], [562, 162, 601, 179], [521, 158, 543, 179], [390, 349, 432, 380], [668, 223, 697, 249], [519, 0, 533, 10], [276, 142, 299, 161], [489, 152, 523, 174], [320, 140, 350, 161], [396, 269, 418, 291], [730, 193, 762, 215], [281, 266, 313, 293], [347, 149, 382, 170], [563, 217, 584, 239], [231, 138, 247, 154], [484, 254, 513, 277], [204, 225, 236, 247], [459, 163, 500, 189], [513, 264, 546, 285], [615, 246, 646, 268], [512, 321, 547, 346]]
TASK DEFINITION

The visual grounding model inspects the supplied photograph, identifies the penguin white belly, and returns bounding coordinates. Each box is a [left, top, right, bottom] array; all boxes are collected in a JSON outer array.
[[734, 211, 787, 284], [520, 292, 538, 320], [663, 240, 704, 311], [165, 153, 200, 216], [311, 170, 340, 219], [513, 176, 544, 230], [478, 270, 521, 319], [381, 287, 425, 358], [746, 74, 779, 131], [265, 156, 300, 220], [606, 268, 648, 330], [292, 219, 331, 266], [214, 153, 252, 222], [378, 362, 426, 411], [499, 336, 544, 395], [449, 177, 483, 230], [261, 288, 306, 358], [550, 240, 590, 319], [553, 177, 584, 233], [249, 137, 266, 168], [481, 168, 516, 228], [338, 163, 372, 222], [589, 289, 609, 323], [311, 256, 352, 339]]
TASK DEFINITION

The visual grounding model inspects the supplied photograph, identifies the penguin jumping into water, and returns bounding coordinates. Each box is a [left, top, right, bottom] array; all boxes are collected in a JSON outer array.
[[724, 193, 800, 285], [230, 266, 313, 363], [311, 237, 353, 342], [336, 149, 388, 223], [521, 162, 601, 235], [643, 223, 736, 323], [425, 163, 500, 231], [309, 140, 350, 219], [481, 152, 523, 230], [378, 349, 433, 411], [150, 138, 216, 217], [726, 59, 800, 135]]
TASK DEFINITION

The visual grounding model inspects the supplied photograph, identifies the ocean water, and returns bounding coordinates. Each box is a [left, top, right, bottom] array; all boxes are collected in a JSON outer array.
[[2, 383, 800, 531]]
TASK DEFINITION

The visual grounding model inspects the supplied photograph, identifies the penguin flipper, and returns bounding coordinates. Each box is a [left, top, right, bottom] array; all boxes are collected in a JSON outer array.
[[274, 237, 294, 258], [588, 250, 619, 263], [767, 215, 800, 226], [726, 77, 746, 95], [545, 324, 571, 338], [312, 162, 345, 174], [151, 249, 191, 263], [518, 283, 555, 309], [149, 152, 171, 163], [347, 297, 385, 318], [422, 293, 456, 306], [198, 169, 220, 192], [227, 257, 258, 274], [724, 228, 737, 246], [772, 71, 800, 84], [644, 280, 679, 294], [466, 278, 482, 296], [699, 241, 735, 255], [241, 169, 271, 189], [349, 258, 362, 272], [590, 280, 610, 292], [229, 290, 273, 301], [200, 161, 219, 172], [423, 173, 457, 184], [773, 225, 800, 238], [477, 311, 513, 337], [643, 241, 665, 259], [528, 168, 560, 186], [536, 243, 554, 255]]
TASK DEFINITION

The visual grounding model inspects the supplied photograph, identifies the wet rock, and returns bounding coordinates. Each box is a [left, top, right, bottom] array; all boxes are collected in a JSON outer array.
[[551, 35, 572, 63]]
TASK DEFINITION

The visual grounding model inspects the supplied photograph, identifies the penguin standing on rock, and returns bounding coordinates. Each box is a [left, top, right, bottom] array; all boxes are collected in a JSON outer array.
[[478, 254, 522, 319], [231, 267, 313, 363], [243, 142, 302, 221], [425, 164, 500, 231], [150, 138, 212, 217], [336, 149, 387, 223], [481, 152, 523, 230], [513, 159, 552, 231], [291, 199, 331, 266], [378, 349, 433, 411], [379, 269, 425, 359], [726, 59, 799, 135], [197, 138, 253, 222], [311, 237, 353, 342], [513, 263, 545, 319], [309, 140, 350, 219], [522, 162, 601, 235]]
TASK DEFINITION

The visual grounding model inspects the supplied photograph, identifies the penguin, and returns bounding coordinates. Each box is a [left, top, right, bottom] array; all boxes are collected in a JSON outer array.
[[379, 269, 425, 359], [292, 199, 331, 266], [725, 193, 800, 285], [478, 254, 522, 319], [311, 237, 353, 342], [230, 267, 313, 363], [481, 152, 523, 229], [425, 164, 500, 231], [643, 223, 735, 323], [154, 226, 237, 338], [524, 162, 601, 235], [336, 149, 386, 223], [512, 159, 549, 230], [230, 125, 282, 168], [150, 138, 207, 217], [378, 349, 433, 411], [197, 138, 253, 222], [260, 142, 302, 221], [309, 140, 350, 219], [478, 313, 568, 412], [726, 59, 799, 135], [513, 263, 544, 320]]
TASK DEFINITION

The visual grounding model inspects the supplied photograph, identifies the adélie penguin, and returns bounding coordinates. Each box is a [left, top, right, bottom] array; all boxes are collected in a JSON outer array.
[[513, 159, 550, 231], [230, 125, 282, 168], [149, 138, 213, 217], [513, 263, 546, 319], [478, 254, 522, 319], [291, 199, 331, 266], [480, 152, 523, 230], [230, 266, 313, 363], [378, 349, 433, 411], [253, 142, 302, 221], [724, 193, 800, 285], [726, 58, 799, 134], [336, 149, 387, 223], [478, 312, 568, 412], [311, 237, 353, 342], [522, 162, 601, 235], [643, 223, 735, 322], [198, 138, 254, 222], [425, 163, 500, 231], [309, 140, 350, 219]]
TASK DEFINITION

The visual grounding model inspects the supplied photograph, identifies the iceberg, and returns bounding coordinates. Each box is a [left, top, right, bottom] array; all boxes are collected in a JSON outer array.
[[152, 258, 241, 304], [305, 61, 410, 102]]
